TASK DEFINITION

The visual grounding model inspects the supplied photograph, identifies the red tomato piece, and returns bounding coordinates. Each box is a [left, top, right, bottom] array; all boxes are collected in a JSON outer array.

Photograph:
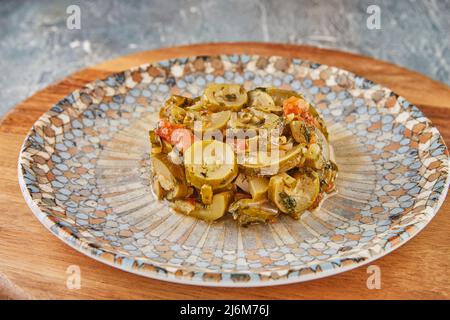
[[154, 119, 182, 142], [283, 96, 319, 127], [170, 128, 195, 152]]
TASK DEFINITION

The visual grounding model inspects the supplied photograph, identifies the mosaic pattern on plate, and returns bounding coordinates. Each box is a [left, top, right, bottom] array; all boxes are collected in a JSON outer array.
[[19, 55, 449, 285]]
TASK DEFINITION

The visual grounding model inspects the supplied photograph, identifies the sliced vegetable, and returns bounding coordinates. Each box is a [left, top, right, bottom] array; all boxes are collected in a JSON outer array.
[[184, 140, 238, 190], [268, 170, 320, 218], [161, 139, 173, 153], [248, 176, 269, 200], [171, 191, 233, 221], [313, 126, 330, 161], [264, 87, 301, 105], [307, 104, 329, 139], [169, 105, 187, 124], [159, 95, 194, 119], [289, 120, 317, 145], [203, 84, 248, 111], [200, 184, 213, 205], [249, 108, 284, 131], [151, 154, 189, 200], [229, 198, 279, 226], [248, 89, 282, 114], [281, 95, 328, 138], [185, 97, 204, 111], [235, 173, 250, 193], [228, 108, 283, 132], [239, 143, 305, 176], [202, 110, 231, 133], [305, 143, 324, 170], [152, 179, 164, 200], [319, 161, 338, 193], [149, 130, 163, 154]]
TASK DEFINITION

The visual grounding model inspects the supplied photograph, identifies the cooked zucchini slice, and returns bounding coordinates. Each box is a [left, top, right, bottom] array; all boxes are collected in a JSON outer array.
[[318, 161, 338, 193], [171, 191, 233, 221], [229, 198, 279, 226], [265, 87, 328, 137], [265, 87, 301, 106], [159, 95, 194, 119], [228, 107, 283, 132], [268, 170, 320, 217], [203, 84, 248, 111], [248, 89, 283, 114], [184, 140, 238, 190], [289, 120, 315, 145], [200, 184, 213, 205], [151, 154, 189, 199], [202, 110, 231, 133], [239, 143, 305, 176], [305, 143, 324, 170]]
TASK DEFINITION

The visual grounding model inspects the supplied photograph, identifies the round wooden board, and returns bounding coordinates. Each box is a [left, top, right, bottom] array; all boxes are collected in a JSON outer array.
[[1, 43, 449, 300]]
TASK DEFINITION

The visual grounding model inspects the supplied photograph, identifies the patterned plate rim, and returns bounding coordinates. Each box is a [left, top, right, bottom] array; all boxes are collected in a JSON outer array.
[[18, 54, 450, 287]]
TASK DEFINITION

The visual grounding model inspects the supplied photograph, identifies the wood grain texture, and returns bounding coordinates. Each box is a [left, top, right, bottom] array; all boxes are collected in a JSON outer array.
[[0, 43, 449, 300]]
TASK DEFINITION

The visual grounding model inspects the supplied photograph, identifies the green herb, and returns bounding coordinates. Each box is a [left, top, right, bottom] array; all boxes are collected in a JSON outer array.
[[279, 192, 296, 213], [302, 123, 311, 144]]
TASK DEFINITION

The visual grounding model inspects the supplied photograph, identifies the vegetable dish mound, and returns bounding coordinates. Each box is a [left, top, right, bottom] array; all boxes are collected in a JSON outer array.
[[149, 84, 337, 226]]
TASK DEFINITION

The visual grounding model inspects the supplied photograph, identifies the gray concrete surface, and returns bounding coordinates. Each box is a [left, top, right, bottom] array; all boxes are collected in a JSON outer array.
[[0, 0, 449, 116]]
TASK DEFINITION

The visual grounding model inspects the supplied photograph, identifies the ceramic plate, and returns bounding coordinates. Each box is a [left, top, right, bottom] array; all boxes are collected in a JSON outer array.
[[18, 54, 449, 286]]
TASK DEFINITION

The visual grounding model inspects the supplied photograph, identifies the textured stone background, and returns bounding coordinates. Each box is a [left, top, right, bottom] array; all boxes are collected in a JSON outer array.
[[1, 0, 449, 116]]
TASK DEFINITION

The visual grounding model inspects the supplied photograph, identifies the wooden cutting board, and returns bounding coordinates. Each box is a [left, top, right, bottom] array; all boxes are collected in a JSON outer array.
[[1, 43, 449, 300]]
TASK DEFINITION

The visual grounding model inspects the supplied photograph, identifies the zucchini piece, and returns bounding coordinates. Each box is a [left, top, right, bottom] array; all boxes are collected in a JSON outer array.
[[265, 87, 328, 137], [248, 176, 269, 200], [151, 154, 189, 199], [159, 95, 194, 118], [268, 170, 320, 218], [239, 143, 305, 176], [184, 140, 238, 190], [235, 173, 250, 193], [289, 120, 315, 145], [265, 87, 301, 106], [319, 160, 338, 193], [248, 89, 283, 114], [305, 143, 324, 170], [229, 198, 279, 226], [171, 191, 233, 221], [202, 110, 231, 133], [203, 84, 248, 111], [149, 130, 163, 154], [152, 179, 165, 200], [228, 108, 283, 132], [200, 184, 213, 205]]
